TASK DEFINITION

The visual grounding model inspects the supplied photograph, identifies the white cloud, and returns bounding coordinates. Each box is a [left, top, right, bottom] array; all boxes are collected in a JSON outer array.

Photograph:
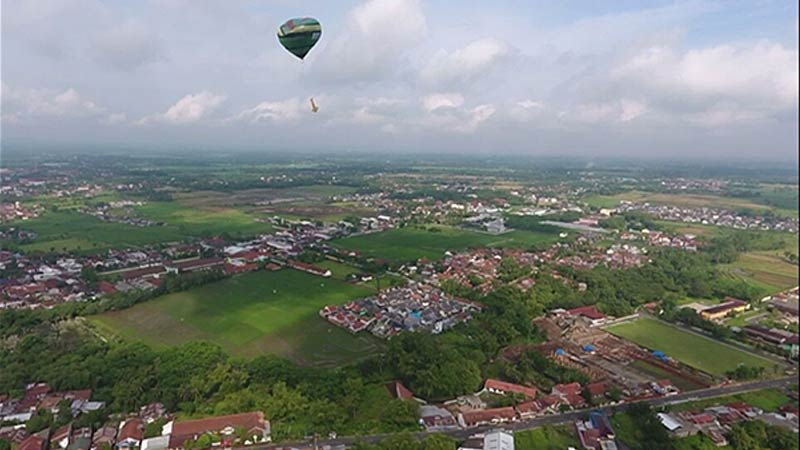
[[1, 84, 106, 118], [158, 91, 226, 124], [420, 37, 512, 86], [233, 98, 304, 123], [103, 112, 128, 125], [619, 99, 648, 122], [422, 93, 464, 112], [456, 104, 495, 132], [315, 0, 427, 82]]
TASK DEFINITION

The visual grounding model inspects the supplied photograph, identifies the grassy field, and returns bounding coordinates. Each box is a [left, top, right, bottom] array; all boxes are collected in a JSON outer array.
[[89, 269, 383, 367], [11, 201, 273, 253], [330, 226, 557, 262], [605, 318, 779, 376], [674, 434, 732, 450], [670, 388, 793, 413], [720, 249, 799, 294], [584, 191, 774, 212], [514, 425, 581, 450]]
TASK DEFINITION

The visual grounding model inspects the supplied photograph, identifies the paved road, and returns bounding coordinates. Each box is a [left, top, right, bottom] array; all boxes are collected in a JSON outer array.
[[258, 376, 796, 449]]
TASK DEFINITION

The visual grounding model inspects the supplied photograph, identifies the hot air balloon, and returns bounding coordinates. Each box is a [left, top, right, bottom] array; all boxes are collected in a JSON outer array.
[[277, 17, 322, 61]]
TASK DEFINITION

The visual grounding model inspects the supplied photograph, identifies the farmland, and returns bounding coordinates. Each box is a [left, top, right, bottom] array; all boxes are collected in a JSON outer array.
[[89, 269, 382, 367], [330, 226, 558, 262], [605, 317, 779, 376]]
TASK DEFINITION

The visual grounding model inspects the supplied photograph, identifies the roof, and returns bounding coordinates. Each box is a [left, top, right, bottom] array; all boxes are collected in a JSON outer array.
[[553, 382, 582, 396], [169, 412, 267, 448], [702, 299, 747, 315], [586, 382, 607, 396], [120, 265, 165, 280], [384, 381, 415, 400], [462, 407, 516, 425], [18, 436, 45, 450], [117, 418, 143, 442], [566, 305, 605, 320], [657, 413, 682, 431], [484, 378, 538, 398]]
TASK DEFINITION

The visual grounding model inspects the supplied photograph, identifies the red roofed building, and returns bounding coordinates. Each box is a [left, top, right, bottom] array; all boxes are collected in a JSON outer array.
[[586, 382, 607, 397], [287, 260, 331, 277], [120, 265, 166, 281], [552, 382, 582, 397], [165, 411, 270, 448], [460, 407, 516, 427], [116, 418, 144, 449], [18, 436, 45, 450], [170, 258, 224, 273], [384, 381, 416, 400], [566, 305, 605, 321], [97, 281, 116, 294], [483, 378, 538, 398]]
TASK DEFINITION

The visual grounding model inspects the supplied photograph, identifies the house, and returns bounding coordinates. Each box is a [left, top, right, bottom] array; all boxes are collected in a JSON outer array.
[[116, 418, 144, 449], [51, 424, 72, 450], [482, 379, 538, 399], [18, 435, 46, 450], [552, 382, 582, 397], [92, 424, 118, 450], [164, 411, 270, 448], [169, 258, 224, 273], [418, 405, 458, 431], [286, 260, 331, 277], [384, 381, 416, 401], [700, 298, 749, 321], [575, 411, 617, 450], [565, 306, 606, 325], [459, 407, 516, 427]]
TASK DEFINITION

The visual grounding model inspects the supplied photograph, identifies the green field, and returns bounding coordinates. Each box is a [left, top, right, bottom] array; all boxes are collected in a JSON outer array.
[[606, 318, 779, 376], [629, 359, 706, 391], [584, 191, 775, 212], [11, 202, 272, 252], [515, 425, 580, 450], [89, 269, 383, 367], [721, 250, 799, 294], [670, 388, 792, 413], [330, 226, 557, 262]]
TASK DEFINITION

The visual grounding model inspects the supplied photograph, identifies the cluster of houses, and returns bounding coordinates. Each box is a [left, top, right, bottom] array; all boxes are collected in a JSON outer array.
[[616, 202, 799, 233], [619, 230, 700, 251], [657, 401, 799, 446], [1, 385, 270, 450], [0, 218, 361, 310], [0, 202, 42, 223], [320, 282, 480, 338], [80, 202, 161, 228]]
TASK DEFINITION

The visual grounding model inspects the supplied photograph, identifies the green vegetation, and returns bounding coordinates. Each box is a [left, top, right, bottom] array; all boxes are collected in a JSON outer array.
[[629, 359, 706, 391], [89, 269, 381, 367], [611, 403, 673, 450], [10, 204, 272, 253], [670, 388, 793, 413], [606, 318, 777, 376], [514, 425, 581, 450], [331, 225, 556, 262]]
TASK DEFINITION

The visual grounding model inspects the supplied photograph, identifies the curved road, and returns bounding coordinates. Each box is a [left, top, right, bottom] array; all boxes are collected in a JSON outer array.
[[259, 376, 796, 449]]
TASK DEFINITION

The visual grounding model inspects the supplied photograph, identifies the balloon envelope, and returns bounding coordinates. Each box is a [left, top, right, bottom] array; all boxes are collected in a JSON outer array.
[[277, 17, 322, 60]]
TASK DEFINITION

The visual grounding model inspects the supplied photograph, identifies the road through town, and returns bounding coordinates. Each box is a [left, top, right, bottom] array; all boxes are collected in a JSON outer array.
[[259, 375, 797, 449]]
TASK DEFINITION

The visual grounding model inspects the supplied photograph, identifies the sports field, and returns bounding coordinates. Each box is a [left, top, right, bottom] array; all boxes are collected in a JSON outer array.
[[330, 226, 557, 262], [89, 269, 383, 367], [605, 317, 779, 376]]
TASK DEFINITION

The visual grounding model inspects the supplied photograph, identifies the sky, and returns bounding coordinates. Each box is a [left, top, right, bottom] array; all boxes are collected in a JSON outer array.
[[1, 0, 798, 161]]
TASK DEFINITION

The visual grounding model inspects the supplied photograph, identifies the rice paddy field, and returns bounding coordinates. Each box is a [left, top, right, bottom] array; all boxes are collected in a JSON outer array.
[[605, 318, 780, 376], [330, 225, 558, 262], [89, 269, 384, 367]]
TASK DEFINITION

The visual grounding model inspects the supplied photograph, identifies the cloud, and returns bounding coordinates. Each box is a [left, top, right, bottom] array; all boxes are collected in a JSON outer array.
[[1, 84, 106, 118], [160, 91, 226, 124], [422, 93, 464, 112], [232, 98, 305, 123], [420, 37, 512, 86], [90, 21, 164, 70], [315, 0, 427, 82]]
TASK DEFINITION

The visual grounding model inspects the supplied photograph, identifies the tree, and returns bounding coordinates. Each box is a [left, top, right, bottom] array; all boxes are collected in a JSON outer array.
[[26, 409, 53, 433], [421, 434, 456, 450]]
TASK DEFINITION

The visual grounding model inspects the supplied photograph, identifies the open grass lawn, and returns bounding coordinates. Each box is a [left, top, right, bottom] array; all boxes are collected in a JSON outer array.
[[674, 434, 732, 450], [670, 388, 793, 413], [89, 269, 383, 367], [584, 190, 774, 212], [330, 226, 557, 262], [514, 425, 581, 450], [135, 201, 272, 238], [317, 259, 362, 280], [605, 318, 779, 376]]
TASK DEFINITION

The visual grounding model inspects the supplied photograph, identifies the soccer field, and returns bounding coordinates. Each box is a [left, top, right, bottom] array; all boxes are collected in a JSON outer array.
[[89, 269, 383, 367], [605, 317, 779, 376], [330, 226, 557, 262]]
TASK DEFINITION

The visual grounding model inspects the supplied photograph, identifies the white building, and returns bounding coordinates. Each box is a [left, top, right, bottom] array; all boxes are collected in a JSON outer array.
[[483, 429, 514, 450]]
